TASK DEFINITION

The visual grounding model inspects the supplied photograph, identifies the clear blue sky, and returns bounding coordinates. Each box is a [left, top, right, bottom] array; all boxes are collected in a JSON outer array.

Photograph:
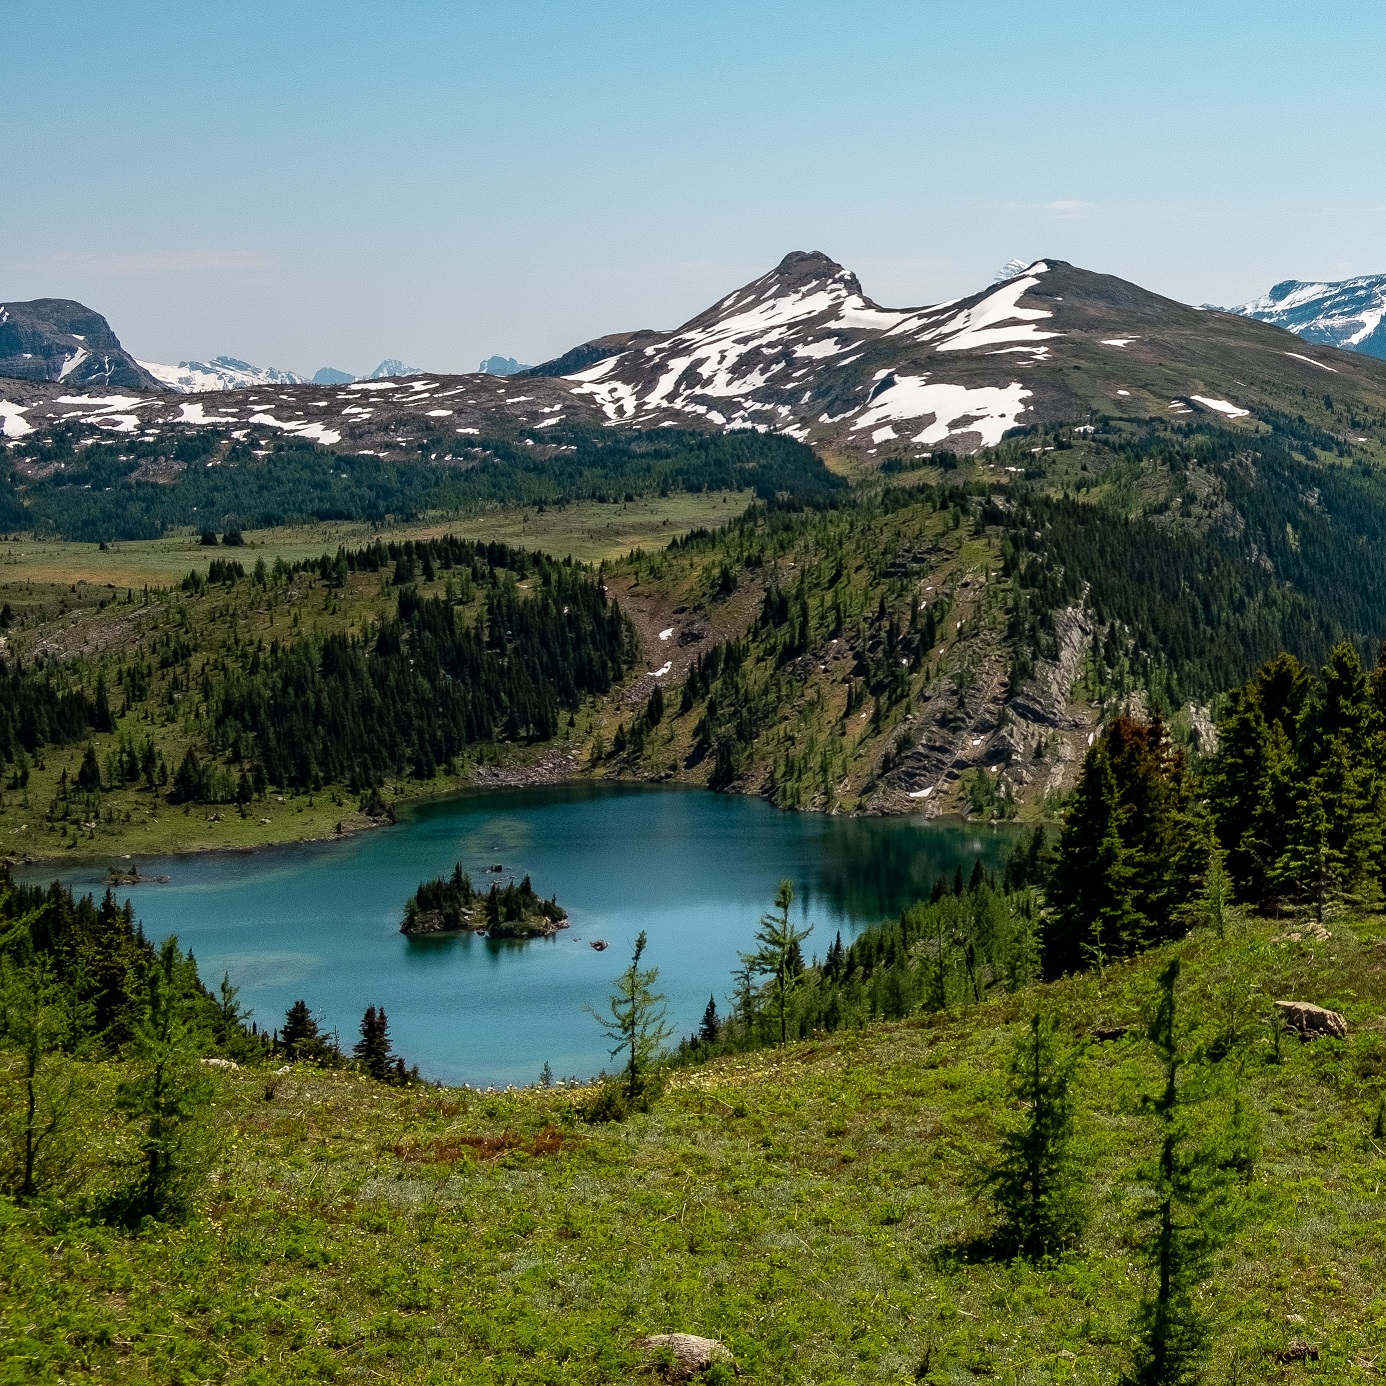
[[4, 0, 1383, 376]]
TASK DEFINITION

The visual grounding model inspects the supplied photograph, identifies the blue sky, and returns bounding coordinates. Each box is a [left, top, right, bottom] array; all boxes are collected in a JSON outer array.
[[4, 1, 1383, 375]]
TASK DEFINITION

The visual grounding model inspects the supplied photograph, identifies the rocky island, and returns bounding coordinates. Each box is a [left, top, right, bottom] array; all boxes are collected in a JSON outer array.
[[400, 864, 568, 939]]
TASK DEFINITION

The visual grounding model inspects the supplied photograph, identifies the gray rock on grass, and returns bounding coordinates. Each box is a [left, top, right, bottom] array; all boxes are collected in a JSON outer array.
[[633, 1333, 735, 1380], [1274, 1001, 1348, 1040]]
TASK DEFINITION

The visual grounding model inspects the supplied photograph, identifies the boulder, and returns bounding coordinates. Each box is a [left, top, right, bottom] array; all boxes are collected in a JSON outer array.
[[633, 1333, 734, 1380], [200, 1057, 240, 1071], [1274, 1001, 1348, 1040]]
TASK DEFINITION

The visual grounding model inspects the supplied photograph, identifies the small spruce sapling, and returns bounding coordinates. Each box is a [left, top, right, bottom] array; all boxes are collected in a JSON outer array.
[[115, 937, 214, 1221], [743, 880, 812, 1046], [1123, 958, 1237, 1386], [979, 1011, 1086, 1260], [590, 930, 673, 1103], [0, 942, 86, 1199]]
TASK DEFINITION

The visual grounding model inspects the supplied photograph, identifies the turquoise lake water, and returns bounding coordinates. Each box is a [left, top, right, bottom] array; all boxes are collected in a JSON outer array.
[[29, 784, 1014, 1086]]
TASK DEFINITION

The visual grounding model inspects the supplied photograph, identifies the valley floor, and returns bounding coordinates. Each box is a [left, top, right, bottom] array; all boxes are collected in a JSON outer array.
[[3, 910, 1383, 1383]]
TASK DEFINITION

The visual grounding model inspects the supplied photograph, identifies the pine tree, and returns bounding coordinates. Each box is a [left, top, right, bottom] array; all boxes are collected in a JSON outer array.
[[0, 946, 84, 1199], [76, 744, 102, 795], [743, 880, 813, 1046], [698, 995, 721, 1045], [979, 1012, 1086, 1260], [353, 1004, 396, 1082], [279, 999, 336, 1063], [1124, 959, 1220, 1386], [1044, 743, 1139, 978]]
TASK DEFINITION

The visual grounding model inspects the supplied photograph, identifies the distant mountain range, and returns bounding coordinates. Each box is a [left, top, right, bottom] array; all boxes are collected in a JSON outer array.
[[137, 356, 425, 392], [138, 357, 311, 392], [8, 255, 1386, 460], [1233, 275, 1386, 360]]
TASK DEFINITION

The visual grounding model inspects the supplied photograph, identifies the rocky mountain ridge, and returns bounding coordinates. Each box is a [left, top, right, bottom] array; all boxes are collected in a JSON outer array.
[[8, 254, 1386, 460], [0, 298, 161, 392]]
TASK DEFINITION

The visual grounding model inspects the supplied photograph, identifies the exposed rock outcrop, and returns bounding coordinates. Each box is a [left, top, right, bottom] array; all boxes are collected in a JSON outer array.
[[633, 1334, 735, 1380], [1274, 1000, 1348, 1040]]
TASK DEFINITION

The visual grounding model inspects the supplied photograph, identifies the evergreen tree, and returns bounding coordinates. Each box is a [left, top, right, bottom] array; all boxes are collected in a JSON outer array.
[[114, 937, 213, 1221], [698, 994, 721, 1045], [1044, 742, 1137, 978], [979, 1012, 1086, 1260], [76, 744, 102, 794], [743, 880, 813, 1046], [591, 931, 673, 1102], [353, 1004, 396, 1082], [279, 999, 337, 1063], [0, 944, 84, 1199], [1124, 959, 1217, 1386]]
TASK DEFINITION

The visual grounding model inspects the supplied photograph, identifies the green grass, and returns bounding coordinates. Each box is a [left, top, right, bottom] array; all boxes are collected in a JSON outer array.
[[0, 490, 751, 589], [3, 909, 1384, 1383]]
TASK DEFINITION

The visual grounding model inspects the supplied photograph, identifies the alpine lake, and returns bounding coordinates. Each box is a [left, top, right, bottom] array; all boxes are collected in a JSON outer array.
[[25, 784, 1017, 1087]]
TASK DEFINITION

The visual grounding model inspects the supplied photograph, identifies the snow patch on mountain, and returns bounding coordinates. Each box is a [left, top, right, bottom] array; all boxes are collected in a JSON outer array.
[[0, 401, 34, 438], [850, 377, 1032, 448], [925, 269, 1059, 353], [1190, 395, 1249, 418]]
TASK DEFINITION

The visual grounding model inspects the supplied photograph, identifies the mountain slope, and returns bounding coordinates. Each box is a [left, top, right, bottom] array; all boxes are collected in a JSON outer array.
[[0, 298, 163, 391], [1234, 274, 1386, 360], [5, 901, 1382, 1381], [537, 253, 1386, 463]]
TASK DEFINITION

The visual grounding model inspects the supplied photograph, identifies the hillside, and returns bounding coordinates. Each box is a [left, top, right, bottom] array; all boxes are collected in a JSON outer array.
[[5, 397, 1386, 860], [3, 900, 1382, 1383]]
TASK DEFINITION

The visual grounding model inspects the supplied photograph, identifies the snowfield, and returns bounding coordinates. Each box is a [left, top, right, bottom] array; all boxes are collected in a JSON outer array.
[[851, 377, 1032, 449]]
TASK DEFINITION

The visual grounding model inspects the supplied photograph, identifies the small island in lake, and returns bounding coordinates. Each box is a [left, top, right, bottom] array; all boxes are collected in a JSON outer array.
[[400, 864, 568, 939]]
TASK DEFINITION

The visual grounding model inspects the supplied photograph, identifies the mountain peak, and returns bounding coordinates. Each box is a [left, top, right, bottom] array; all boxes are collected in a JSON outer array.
[[0, 297, 162, 391]]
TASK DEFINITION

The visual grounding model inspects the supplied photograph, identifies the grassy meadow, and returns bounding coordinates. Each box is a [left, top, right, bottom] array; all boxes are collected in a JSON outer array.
[[0, 491, 752, 590], [2, 907, 1383, 1384]]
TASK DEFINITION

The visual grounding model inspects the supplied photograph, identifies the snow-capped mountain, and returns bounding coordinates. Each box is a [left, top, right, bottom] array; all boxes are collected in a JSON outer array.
[[1233, 276, 1386, 360], [366, 359, 424, 380], [479, 355, 531, 376], [529, 250, 1367, 455], [11, 252, 1386, 462], [137, 356, 310, 392]]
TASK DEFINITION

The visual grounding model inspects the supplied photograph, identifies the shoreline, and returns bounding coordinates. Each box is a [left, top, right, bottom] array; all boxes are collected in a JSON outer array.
[[9, 750, 1032, 876]]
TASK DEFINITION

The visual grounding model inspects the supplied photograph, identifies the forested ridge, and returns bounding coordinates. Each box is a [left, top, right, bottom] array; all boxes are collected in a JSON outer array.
[[6, 425, 843, 542], [205, 540, 632, 792], [5, 415, 1386, 838]]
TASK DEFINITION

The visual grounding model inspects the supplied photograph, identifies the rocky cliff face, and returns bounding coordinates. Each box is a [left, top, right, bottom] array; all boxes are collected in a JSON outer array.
[[0, 299, 163, 391]]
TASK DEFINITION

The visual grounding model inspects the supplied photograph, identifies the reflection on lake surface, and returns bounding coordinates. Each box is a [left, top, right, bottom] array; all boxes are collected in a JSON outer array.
[[27, 783, 1017, 1086]]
